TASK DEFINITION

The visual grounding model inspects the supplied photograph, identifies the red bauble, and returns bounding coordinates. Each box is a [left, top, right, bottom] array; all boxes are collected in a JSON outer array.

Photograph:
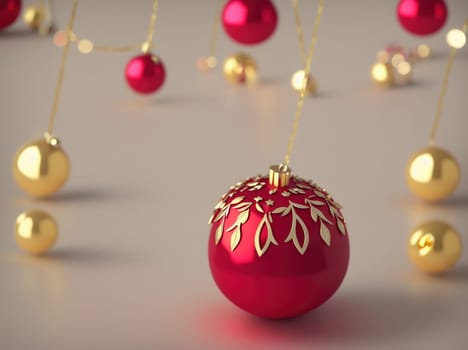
[[125, 53, 166, 94], [222, 0, 278, 45], [397, 0, 447, 36], [0, 0, 21, 30], [208, 174, 350, 319]]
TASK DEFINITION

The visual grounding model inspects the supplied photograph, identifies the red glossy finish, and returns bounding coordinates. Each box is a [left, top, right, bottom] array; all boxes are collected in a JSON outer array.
[[397, 0, 447, 36], [0, 0, 21, 30], [208, 175, 350, 319], [125, 53, 166, 94], [222, 0, 278, 45]]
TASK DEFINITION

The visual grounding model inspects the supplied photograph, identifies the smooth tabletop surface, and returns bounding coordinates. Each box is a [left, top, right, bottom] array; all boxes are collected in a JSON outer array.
[[1, 1, 468, 349]]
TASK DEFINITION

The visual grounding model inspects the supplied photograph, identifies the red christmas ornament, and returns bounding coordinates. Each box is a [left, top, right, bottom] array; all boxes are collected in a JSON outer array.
[[0, 0, 21, 30], [397, 0, 447, 36], [222, 0, 278, 45], [125, 53, 166, 94], [208, 168, 349, 319]]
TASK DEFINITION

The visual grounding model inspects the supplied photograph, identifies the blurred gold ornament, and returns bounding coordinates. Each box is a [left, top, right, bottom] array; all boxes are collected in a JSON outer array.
[[223, 53, 258, 85], [197, 56, 217, 71], [406, 146, 460, 201], [415, 44, 431, 59], [23, 4, 46, 30], [291, 69, 317, 95], [408, 220, 462, 274], [12, 136, 70, 198], [371, 59, 412, 87], [15, 210, 58, 255], [446, 29, 466, 49]]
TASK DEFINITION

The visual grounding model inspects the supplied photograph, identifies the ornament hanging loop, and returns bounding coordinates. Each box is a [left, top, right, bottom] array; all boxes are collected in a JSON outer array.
[[269, 164, 291, 188]]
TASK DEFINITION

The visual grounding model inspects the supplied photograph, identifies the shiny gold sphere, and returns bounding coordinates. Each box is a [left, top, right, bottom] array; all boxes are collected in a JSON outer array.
[[371, 56, 412, 87], [15, 210, 58, 255], [12, 137, 70, 198], [291, 70, 317, 95], [371, 62, 393, 86], [223, 53, 258, 85], [408, 220, 462, 274], [23, 5, 46, 30], [406, 146, 460, 202]]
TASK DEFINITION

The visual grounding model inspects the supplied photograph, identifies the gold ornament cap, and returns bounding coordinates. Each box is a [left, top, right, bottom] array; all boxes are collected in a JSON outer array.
[[269, 164, 291, 188]]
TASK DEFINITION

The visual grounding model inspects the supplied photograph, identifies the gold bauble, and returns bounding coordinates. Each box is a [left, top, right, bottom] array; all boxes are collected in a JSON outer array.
[[371, 57, 412, 87], [406, 146, 460, 201], [23, 5, 46, 30], [408, 220, 462, 274], [223, 53, 258, 85], [371, 62, 393, 86], [291, 70, 317, 95], [12, 137, 70, 198], [15, 210, 58, 255]]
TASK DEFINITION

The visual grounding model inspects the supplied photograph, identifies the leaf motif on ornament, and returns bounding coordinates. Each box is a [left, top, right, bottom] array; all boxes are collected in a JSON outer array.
[[290, 201, 308, 210], [254, 214, 278, 257], [272, 207, 287, 215], [214, 209, 226, 223], [208, 213, 214, 225], [337, 218, 346, 235], [226, 209, 250, 251], [320, 221, 331, 246], [230, 196, 244, 205], [314, 190, 326, 198], [284, 209, 309, 255], [297, 183, 313, 190], [215, 222, 224, 244], [233, 202, 251, 211], [308, 200, 325, 206], [255, 203, 264, 213]]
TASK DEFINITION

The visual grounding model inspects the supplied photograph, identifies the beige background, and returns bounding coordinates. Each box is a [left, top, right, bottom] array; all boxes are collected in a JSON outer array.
[[1, 0, 468, 349]]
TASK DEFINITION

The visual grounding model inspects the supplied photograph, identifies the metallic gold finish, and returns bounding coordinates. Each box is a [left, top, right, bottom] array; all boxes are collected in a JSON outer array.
[[408, 220, 462, 274], [371, 62, 392, 86], [15, 210, 58, 255], [291, 70, 317, 95], [23, 4, 46, 30], [223, 53, 258, 85], [371, 60, 411, 87], [446, 29, 466, 49], [406, 146, 460, 201], [13, 137, 70, 198], [416, 44, 431, 59], [269, 164, 291, 187]]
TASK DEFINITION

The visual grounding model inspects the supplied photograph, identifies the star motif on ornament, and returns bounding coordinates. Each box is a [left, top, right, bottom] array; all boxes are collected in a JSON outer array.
[[254, 196, 263, 202], [281, 191, 291, 197], [266, 199, 274, 206]]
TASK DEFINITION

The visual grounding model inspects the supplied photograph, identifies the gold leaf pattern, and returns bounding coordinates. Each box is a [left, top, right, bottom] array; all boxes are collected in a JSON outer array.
[[320, 221, 331, 246], [210, 175, 348, 255], [254, 214, 278, 256]]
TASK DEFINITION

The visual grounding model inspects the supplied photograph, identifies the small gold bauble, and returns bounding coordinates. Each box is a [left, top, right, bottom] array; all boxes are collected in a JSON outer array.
[[408, 220, 462, 274], [371, 56, 412, 87], [23, 5, 46, 30], [15, 210, 58, 255], [406, 146, 460, 201], [223, 53, 258, 85], [291, 70, 317, 95], [371, 62, 393, 86], [12, 137, 70, 198]]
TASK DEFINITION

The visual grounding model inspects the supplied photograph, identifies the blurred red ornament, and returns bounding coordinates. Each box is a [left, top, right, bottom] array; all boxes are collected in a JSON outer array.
[[125, 53, 166, 94], [208, 172, 349, 319], [0, 0, 21, 30], [222, 0, 278, 45], [397, 0, 447, 36]]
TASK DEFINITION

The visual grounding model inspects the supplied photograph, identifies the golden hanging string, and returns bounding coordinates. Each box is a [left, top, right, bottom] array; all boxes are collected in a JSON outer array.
[[47, 0, 78, 135], [209, 0, 223, 60], [283, 0, 324, 167], [291, 0, 307, 67], [54, 0, 159, 55], [429, 17, 468, 145]]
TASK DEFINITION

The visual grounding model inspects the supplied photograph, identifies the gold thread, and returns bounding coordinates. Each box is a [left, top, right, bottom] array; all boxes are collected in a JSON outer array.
[[209, 0, 223, 59], [429, 17, 468, 145], [284, 0, 324, 167], [142, 0, 159, 53], [291, 0, 306, 66], [93, 44, 142, 53], [47, 0, 78, 135]]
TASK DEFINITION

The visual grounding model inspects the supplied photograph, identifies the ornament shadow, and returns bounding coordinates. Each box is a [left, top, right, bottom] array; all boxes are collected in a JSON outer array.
[[46, 247, 140, 266], [0, 28, 36, 38], [437, 194, 468, 207], [195, 290, 450, 346], [38, 187, 139, 203]]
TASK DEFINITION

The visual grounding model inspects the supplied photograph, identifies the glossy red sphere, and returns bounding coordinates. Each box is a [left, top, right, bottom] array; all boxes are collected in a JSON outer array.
[[0, 0, 21, 30], [208, 175, 350, 319], [222, 0, 278, 45], [125, 53, 166, 94], [397, 0, 447, 36]]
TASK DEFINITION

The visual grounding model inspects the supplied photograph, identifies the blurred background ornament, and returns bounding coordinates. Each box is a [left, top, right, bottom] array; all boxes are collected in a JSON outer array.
[[0, 0, 21, 30], [13, 0, 78, 198], [408, 220, 462, 274], [397, 0, 447, 36], [23, 0, 54, 35], [222, 0, 278, 45], [223, 52, 257, 84], [15, 210, 58, 254], [405, 19, 467, 201], [371, 45, 413, 87]]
